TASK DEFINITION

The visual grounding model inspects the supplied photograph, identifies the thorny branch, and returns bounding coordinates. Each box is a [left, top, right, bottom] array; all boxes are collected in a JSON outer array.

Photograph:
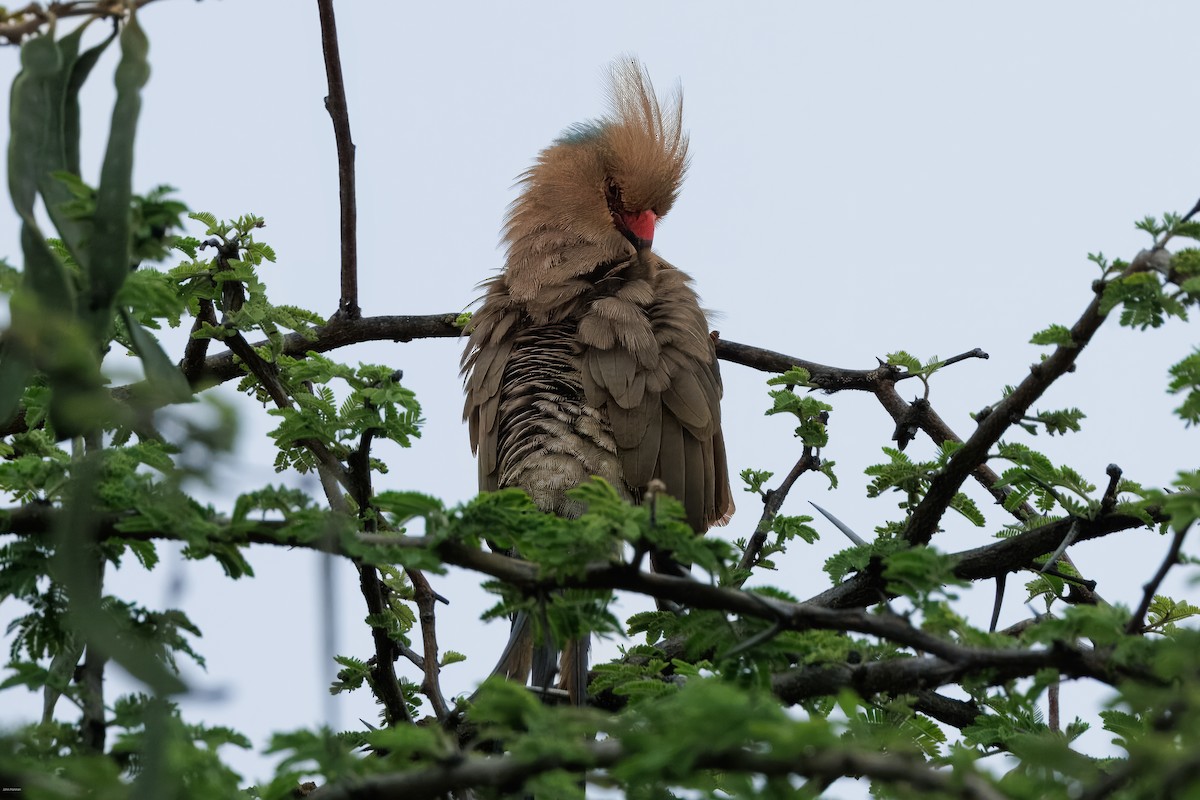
[[343, 396, 412, 727], [306, 736, 1007, 800], [901, 246, 1173, 548], [359, 536, 1134, 689], [735, 427, 824, 583], [407, 568, 450, 721], [3, 503, 1158, 706]]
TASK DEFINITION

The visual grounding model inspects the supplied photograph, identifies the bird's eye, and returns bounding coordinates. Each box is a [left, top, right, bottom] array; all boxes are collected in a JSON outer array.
[[604, 177, 623, 209]]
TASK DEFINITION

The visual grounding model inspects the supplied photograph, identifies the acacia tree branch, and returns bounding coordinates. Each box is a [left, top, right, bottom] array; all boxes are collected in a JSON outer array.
[[872, 381, 1103, 606], [1, 504, 1152, 611], [901, 247, 1169, 547], [357, 564, 413, 727], [735, 435, 822, 583], [315, 0, 359, 319], [362, 537, 1130, 690], [407, 568, 450, 721], [1126, 522, 1190, 634], [3, 504, 1158, 708], [307, 736, 1006, 800], [805, 509, 1152, 609], [220, 328, 352, 490]]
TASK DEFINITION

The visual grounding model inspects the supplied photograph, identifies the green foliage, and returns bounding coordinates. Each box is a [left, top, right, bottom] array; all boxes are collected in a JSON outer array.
[[739, 467, 773, 494], [883, 546, 967, 601], [1167, 347, 1200, 425], [3, 11, 1200, 800], [266, 356, 422, 474], [765, 375, 831, 449], [865, 444, 984, 526], [993, 441, 1100, 517], [1029, 323, 1075, 348]]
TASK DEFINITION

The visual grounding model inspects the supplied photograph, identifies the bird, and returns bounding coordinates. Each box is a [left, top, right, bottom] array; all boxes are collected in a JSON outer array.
[[461, 58, 734, 705]]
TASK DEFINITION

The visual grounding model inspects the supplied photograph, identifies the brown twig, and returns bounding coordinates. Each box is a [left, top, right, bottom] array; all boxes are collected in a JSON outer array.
[[316, 0, 359, 319], [180, 298, 218, 383], [358, 564, 413, 726], [735, 439, 822, 583], [406, 568, 449, 721], [0, 318, 962, 438], [1126, 523, 1190, 634], [221, 328, 351, 490]]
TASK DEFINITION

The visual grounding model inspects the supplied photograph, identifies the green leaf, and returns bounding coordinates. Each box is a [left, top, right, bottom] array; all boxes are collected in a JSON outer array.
[[739, 468, 773, 494], [766, 366, 812, 387], [886, 350, 922, 372], [120, 309, 194, 405], [1030, 323, 1075, 347], [374, 491, 446, 529]]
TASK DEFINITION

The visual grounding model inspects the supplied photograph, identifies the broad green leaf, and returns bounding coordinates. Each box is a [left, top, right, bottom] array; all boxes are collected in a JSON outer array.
[[120, 308, 193, 404], [87, 12, 150, 338]]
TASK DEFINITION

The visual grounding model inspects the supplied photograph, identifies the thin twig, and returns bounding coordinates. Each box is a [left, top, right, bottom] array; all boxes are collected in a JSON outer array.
[[1048, 680, 1060, 732], [735, 445, 821, 582], [1127, 523, 1190, 634], [407, 568, 449, 721], [358, 564, 413, 726], [0, 0, 162, 44], [316, 0, 359, 319], [936, 347, 990, 370]]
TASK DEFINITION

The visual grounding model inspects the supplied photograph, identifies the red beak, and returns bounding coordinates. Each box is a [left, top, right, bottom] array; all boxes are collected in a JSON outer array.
[[618, 209, 657, 250]]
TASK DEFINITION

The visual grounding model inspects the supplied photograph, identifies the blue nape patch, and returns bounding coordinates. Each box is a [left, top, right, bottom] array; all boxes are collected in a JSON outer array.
[[556, 120, 606, 145]]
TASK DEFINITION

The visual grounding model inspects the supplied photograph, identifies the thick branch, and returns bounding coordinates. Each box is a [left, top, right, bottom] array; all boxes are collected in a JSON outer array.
[[362, 536, 1126, 689], [308, 736, 1005, 800], [901, 249, 1164, 546], [805, 510, 1150, 609]]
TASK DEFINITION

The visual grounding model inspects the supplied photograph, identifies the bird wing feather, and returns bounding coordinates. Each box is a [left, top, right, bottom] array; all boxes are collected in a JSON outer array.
[[578, 257, 733, 530]]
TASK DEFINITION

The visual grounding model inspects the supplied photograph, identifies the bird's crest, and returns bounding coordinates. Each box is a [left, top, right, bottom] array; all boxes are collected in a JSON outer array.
[[598, 57, 689, 215], [503, 58, 689, 260]]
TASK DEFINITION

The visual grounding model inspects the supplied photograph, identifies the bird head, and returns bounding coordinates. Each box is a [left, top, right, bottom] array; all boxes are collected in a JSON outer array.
[[504, 58, 689, 260]]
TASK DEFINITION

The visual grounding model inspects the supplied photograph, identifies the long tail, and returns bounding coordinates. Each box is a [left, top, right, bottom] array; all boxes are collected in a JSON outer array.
[[558, 636, 590, 706], [490, 610, 534, 684]]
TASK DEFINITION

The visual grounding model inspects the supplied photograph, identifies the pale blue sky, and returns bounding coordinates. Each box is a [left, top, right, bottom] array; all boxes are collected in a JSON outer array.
[[2, 1, 1199, 791]]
